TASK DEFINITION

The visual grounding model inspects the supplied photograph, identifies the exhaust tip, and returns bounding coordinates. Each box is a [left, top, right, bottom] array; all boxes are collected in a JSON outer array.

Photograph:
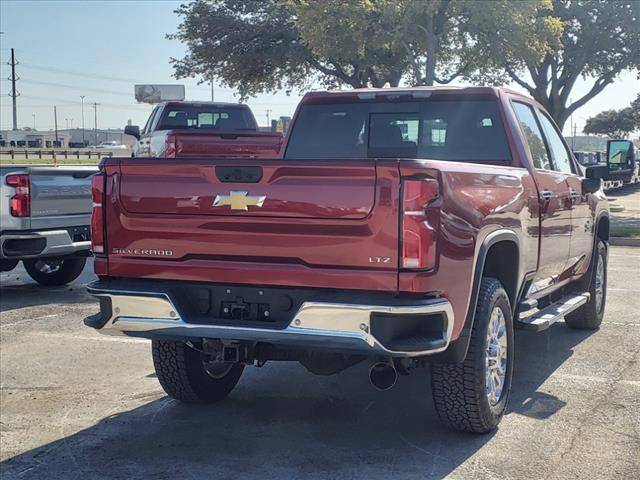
[[369, 362, 397, 391]]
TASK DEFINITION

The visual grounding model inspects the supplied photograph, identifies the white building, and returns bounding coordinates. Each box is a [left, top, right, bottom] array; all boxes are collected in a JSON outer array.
[[0, 129, 70, 148]]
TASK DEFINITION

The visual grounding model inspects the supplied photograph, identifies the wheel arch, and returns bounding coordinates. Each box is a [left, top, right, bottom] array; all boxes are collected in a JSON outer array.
[[431, 229, 520, 364]]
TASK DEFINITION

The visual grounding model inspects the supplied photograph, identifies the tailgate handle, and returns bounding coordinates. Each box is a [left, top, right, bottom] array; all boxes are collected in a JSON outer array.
[[216, 166, 263, 183]]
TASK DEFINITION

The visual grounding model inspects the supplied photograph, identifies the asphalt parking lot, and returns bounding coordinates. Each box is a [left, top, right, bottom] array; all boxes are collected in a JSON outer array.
[[1, 248, 639, 480]]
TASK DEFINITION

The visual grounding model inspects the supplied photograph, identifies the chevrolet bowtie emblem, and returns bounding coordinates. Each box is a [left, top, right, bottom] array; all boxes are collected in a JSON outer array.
[[213, 191, 266, 211]]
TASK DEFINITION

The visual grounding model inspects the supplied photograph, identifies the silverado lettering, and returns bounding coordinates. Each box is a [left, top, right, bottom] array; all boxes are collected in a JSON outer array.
[[111, 248, 174, 256], [86, 86, 611, 434]]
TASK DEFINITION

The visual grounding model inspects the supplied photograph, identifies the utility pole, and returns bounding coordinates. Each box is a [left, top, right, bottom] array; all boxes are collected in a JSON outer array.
[[265, 109, 272, 127], [210, 75, 215, 102], [54, 106, 59, 144], [92, 102, 99, 145], [80, 96, 86, 146], [32, 114, 35, 130], [8, 48, 19, 130]]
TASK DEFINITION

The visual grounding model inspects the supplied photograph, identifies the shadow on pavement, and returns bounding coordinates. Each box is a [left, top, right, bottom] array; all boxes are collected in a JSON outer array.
[[0, 281, 94, 312], [0, 324, 593, 479], [0, 260, 95, 312]]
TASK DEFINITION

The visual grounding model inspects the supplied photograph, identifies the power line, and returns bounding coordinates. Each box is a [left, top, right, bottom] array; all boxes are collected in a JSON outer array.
[[19, 78, 133, 97]]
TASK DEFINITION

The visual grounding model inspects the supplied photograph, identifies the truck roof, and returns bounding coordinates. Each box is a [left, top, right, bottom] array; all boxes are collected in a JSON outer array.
[[158, 101, 252, 109], [301, 86, 532, 103]]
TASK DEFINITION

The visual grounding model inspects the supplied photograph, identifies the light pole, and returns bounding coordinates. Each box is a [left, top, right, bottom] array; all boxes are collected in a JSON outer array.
[[32, 114, 35, 130], [65, 118, 69, 129], [93, 102, 99, 146], [80, 96, 86, 146]]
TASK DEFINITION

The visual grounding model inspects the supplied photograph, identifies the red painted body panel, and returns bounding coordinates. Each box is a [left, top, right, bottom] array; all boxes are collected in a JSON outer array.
[[119, 160, 376, 219], [101, 159, 401, 292], [95, 86, 608, 345], [171, 131, 283, 158]]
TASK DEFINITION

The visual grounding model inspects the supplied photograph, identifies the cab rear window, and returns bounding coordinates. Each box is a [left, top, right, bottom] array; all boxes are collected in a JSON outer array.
[[158, 105, 257, 131], [284, 99, 511, 162]]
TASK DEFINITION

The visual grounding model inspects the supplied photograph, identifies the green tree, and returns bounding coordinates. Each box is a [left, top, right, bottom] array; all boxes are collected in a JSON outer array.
[[583, 108, 636, 139], [398, 0, 560, 86], [168, 0, 407, 99], [484, 0, 640, 129], [630, 93, 640, 127], [169, 0, 559, 97]]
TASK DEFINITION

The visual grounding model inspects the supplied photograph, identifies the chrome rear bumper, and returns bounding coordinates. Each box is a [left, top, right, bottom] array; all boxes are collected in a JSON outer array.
[[0, 230, 91, 259], [86, 286, 454, 357]]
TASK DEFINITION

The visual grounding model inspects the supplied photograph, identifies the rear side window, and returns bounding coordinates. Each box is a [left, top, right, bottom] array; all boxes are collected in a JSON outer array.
[[285, 99, 512, 162], [158, 105, 257, 131], [142, 106, 160, 134], [536, 111, 574, 174], [512, 102, 551, 170]]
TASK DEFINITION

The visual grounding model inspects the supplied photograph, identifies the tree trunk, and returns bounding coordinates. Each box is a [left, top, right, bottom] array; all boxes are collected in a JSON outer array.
[[423, 16, 438, 86], [531, 92, 569, 131]]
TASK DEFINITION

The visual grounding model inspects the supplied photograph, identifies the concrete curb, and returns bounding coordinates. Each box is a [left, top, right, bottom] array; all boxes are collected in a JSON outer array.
[[610, 237, 640, 247]]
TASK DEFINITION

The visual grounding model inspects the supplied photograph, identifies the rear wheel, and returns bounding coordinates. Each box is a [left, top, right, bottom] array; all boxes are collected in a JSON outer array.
[[430, 277, 514, 433], [23, 257, 87, 286], [0, 259, 19, 272], [152, 340, 244, 403], [565, 239, 607, 330]]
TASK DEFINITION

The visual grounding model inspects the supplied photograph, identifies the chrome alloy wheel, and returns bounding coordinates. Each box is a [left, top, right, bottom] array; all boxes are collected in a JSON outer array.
[[201, 356, 234, 379], [485, 306, 508, 406], [594, 251, 605, 314]]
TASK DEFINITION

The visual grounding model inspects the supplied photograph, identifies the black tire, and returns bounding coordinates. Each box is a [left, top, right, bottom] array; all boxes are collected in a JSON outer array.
[[430, 277, 514, 433], [152, 340, 244, 403], [565, 239, 607, 330], [1, 259, 19, 272], [23, 257, 87, 286]]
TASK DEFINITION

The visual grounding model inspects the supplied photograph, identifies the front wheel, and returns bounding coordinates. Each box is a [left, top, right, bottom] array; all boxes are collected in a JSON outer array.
[[23, 257, 87, 286], [430, 277, 514, 433], [565, 239, 607, 330], [152, 340, 244, 403]]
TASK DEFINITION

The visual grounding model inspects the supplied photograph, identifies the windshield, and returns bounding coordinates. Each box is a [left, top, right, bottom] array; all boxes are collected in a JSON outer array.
[[284, 99, 511, 162], [158, 105, 257, 131]]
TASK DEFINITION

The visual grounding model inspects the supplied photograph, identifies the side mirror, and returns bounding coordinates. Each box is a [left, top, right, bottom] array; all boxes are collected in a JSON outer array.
[[582, 164, 609, 194], [124, 125, 140, 140], [606, 139, 634, 171]]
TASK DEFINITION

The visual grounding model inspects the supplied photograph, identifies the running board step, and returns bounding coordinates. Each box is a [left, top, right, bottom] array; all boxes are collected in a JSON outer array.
[[516, 293, 590, 332]]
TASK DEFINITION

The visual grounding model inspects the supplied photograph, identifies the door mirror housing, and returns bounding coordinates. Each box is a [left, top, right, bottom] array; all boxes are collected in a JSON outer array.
[[124, 125, 140, 140], [606, 139, 634, 171], [585, 164, 609, 180], [582, 164, 609, 194]]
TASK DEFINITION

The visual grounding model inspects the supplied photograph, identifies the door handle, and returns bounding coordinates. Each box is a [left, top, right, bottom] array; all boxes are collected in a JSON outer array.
[[540, 190, 558, 200]]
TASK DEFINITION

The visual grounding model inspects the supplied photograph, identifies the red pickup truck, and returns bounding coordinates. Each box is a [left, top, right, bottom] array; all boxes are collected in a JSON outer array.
[[86, 87, 614, 433], [124, 101, 283, 158]]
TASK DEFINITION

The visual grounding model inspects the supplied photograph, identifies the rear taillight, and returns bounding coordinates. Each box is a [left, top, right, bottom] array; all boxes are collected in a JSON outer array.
[[91, 173, 106, 254], [401, 178, 439, 269], [6, 174, 30, 217], [165, 134, 177, 158]]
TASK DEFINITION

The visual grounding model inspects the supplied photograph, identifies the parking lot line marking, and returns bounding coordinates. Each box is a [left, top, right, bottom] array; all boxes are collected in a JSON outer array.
[[41, 332, 147, 344], [0, 314, 58, 328], [554, 373, 640, 387]]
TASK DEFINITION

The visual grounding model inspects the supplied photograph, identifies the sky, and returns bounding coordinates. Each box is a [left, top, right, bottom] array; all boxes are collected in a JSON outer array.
[[1, 0, 638, 135]]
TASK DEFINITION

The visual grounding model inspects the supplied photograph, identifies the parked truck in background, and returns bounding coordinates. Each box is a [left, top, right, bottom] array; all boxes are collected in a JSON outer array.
[[1, 165, 97, 285], [124, 102, 283, 158], [86, 87, 613, 433]]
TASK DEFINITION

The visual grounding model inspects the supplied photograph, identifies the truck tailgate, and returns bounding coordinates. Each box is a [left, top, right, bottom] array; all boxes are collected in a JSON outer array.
[[29, 166, 95, 217], [103, 158, 400, 291], [172, 131, 283, 158]]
